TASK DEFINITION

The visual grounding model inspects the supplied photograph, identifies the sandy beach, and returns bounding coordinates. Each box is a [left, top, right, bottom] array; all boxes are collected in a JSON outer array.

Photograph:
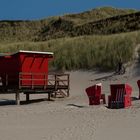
[[0, 68, 140, 140]]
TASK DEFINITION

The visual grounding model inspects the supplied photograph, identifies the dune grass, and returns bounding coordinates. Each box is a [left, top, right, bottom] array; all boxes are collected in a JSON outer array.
[[0, 7, 137, 43], [0, 31, 140, 71], [64, 6, 137, 25]]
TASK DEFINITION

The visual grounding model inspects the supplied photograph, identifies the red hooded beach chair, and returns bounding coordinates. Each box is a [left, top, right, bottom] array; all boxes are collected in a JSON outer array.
[[108, 84, 132, 109], [85, 83, 106, 105]]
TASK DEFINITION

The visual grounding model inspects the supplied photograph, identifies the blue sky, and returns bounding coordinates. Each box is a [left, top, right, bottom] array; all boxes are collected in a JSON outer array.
[[0, 0, 140, 20]]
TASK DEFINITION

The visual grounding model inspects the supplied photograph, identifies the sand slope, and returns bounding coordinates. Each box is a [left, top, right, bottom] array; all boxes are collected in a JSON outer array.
[[0, 64, 140, 140]]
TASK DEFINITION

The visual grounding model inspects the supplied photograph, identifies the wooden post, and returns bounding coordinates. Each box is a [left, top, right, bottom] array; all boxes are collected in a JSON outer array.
[[15, 91, 20, 105], [26, 93, 30, 102], [67, 74, 70, 97], [54, 74, 57, 97], [48, 93, 51, 101]]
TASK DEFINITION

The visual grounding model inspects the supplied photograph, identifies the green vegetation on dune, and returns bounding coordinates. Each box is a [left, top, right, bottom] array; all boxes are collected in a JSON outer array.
[[64, 6, 137, 25], [1, 31, 140, 71], [0, 7, 138, 42], [0, 7, 139, 71], [39, 11, 140, 40]]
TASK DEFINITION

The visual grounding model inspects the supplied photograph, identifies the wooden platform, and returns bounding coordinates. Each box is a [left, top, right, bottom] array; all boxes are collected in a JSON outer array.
[[0, 73, 70, 105]]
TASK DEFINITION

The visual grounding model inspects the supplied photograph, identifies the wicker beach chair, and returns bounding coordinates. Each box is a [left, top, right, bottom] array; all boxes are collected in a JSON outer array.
[[108, 84, 132, 109], [85, 83, 106, 105]]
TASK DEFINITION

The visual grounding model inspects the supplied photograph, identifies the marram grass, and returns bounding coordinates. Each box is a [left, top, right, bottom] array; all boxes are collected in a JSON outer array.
[[0, 31, 140, 71]]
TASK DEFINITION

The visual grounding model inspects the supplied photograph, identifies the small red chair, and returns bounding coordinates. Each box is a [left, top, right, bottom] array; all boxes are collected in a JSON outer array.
[[85, 83, 106, 105], [137, 80, 140, 99], [108, 84, 132, 109]]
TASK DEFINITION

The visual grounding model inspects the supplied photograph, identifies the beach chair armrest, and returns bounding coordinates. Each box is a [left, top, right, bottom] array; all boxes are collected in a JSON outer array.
[[124, 95, 131, 107]]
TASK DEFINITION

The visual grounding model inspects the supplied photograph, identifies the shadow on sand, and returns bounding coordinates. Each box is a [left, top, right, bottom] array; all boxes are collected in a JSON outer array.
[[67, 104, 86, 108], [0, 99, 16, 106], [0, 98, 54, 106], [131, 96, 139, 101], [93, 73, 116, 81]]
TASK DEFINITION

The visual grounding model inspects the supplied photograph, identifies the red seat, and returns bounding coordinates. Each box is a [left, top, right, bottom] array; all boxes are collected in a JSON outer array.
[[85, 83, 106, 105], [108, 84, 132, 109]]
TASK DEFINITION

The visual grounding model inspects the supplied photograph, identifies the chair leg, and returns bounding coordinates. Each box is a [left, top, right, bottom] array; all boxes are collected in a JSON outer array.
[[15, 91, 20, 105], [101, 94, 106, 104]]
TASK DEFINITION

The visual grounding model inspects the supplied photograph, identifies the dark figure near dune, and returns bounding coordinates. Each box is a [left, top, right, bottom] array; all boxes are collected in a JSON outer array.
[[116, 59, 125, 75], [118, 61, 123, 74]]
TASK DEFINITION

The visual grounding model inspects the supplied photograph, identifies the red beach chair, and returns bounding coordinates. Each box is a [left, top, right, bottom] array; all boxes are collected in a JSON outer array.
[[108, 84, 132, 109], [85, 83, 106, 105]]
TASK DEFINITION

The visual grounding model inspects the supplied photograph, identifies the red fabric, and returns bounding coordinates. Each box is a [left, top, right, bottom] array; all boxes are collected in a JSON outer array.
[[85, 84, 102, 105], [108, 84, 132, 109]]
